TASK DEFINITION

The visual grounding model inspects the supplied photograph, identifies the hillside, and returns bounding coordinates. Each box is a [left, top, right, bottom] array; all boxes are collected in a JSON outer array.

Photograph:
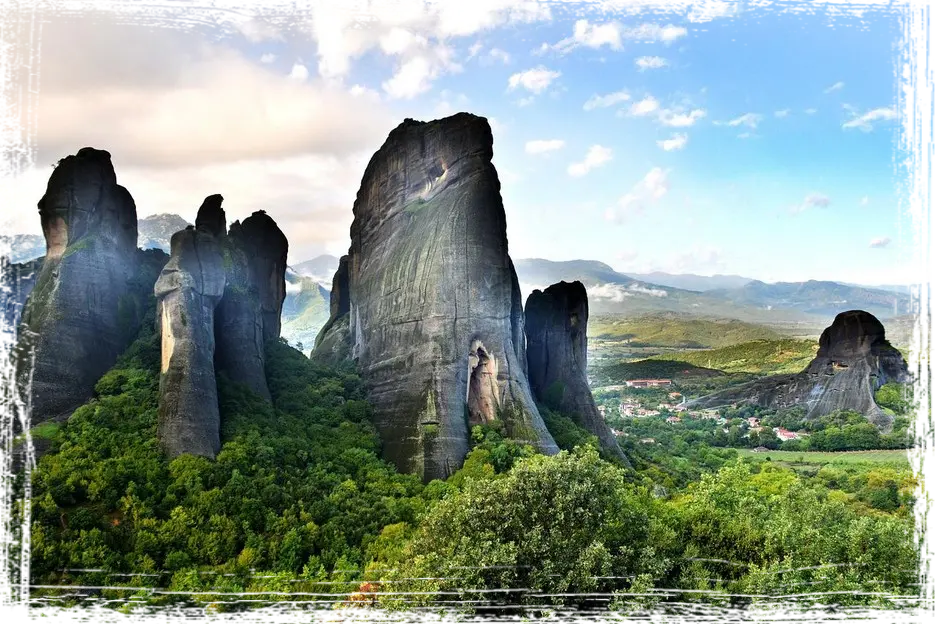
[[648, 338, 820, 376], [138, 213, 191, 252], [293, 254, 341, 285], [281, 270, 331, 351], [589, 314, 784, 349], [624, 271, 754, 292]]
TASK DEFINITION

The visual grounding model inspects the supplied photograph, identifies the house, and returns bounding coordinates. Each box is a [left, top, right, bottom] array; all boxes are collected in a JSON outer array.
[[747, 417, 761, 428], [640, 438, 656, 444], [597, 405, 606, 416], [668, 392, 682, 399], [773, 427, 800, 441], [625, 379, 673, 388], [666, 416, 681, 424], [751, 446, 770, 453]]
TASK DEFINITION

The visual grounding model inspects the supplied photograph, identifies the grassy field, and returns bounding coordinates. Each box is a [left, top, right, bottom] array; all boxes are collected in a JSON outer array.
[[647, 338, 818, 376], [736, 448, 911, 465]]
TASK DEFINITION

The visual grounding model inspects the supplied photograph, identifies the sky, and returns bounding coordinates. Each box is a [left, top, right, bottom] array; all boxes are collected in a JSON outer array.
[[0, 0, 915, 286]]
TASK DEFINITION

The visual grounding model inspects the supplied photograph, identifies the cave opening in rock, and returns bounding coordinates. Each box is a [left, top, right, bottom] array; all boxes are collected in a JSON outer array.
[[466, 340, 500, 426]]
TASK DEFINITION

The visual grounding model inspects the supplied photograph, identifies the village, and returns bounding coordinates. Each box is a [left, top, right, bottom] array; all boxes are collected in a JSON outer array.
[[595, 378, 811, 449]]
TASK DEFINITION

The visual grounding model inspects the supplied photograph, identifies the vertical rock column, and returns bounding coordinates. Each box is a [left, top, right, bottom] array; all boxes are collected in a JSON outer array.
[[17, 147, 139, 425], [525, 281, 629, 465], [154, 196, 227, 458]]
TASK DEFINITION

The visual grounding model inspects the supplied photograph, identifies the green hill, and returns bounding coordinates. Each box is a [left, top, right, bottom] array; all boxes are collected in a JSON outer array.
[[648, 338, 819, 375], [589, 314, 784, 349]]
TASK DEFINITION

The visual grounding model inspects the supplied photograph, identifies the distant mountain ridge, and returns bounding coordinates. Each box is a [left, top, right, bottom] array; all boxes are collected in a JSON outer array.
[[624, 271, 754, 292], [138, 213, 191, 252]]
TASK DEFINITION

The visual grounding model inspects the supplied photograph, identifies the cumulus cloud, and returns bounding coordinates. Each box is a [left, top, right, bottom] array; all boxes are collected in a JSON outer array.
[[842, 106, 897, 131], [721, 112, 762, 129], [824, 81, 845, 93], [606, 167, 670, 222], [686, 4, 743, 22], [635, 56, 668, 70], [665, 244, 725, 273], [775, 109, 790, 118], [657, 133, 688, 151], [860, 196, 870, 207], [790, 192, 831, 214], [805, 108, 818, 115], [508, 66, 561, 94], [628, 96, 661, 117], [869, 236, 892, 248], [568, 145, 613, 177], [658, 108, 706, 127], [604, 0, 666, 15], [583, 90, 630, 111], [525, 139, 565, 155], [621, 23, 688, 44], [289, 62, 310, 81], [260, 53, 277, 64], [547, 19, 623, 53], [281, 2, 551, 99]]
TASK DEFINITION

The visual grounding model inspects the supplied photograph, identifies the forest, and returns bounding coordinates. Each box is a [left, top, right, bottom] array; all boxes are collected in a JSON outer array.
[[22, 318, 920, 613]]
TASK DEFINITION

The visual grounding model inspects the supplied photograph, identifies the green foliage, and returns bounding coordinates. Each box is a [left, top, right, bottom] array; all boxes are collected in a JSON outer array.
[[30, 334, 429, 605], [875, 382, 913, 415], [649, 339, 819, 376], [590, 315, 784, 349]]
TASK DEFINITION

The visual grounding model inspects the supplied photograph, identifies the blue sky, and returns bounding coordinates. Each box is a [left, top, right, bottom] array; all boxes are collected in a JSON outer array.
[[3, 2, 911, 285]]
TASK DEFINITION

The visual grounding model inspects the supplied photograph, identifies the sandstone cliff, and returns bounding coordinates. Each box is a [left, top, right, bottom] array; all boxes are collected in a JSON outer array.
[[313, 113, 558, 481], [16, 148, 143, 425], [525, 281, 629, 464], [155, 197, 288, 458], [1, 256, 43, 335], [687, 309, 910, 431]]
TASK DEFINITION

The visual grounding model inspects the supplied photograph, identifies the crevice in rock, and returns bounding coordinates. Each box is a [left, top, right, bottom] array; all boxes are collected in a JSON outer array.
[[466, 340, 500, 426]]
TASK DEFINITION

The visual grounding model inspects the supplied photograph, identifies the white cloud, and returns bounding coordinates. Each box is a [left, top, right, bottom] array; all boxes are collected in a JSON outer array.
[[236, 18, 283, 43], [551, 19, 623, 53], [657, 133, 688, 151], [737, 132, 757, 139], [723, 112, 762, 128], [590, 283, 668, 302], [869, 236, 892, 249], [665, 244, 725, 273], [467, 41, 483, 59], [606, 167, 670, 221], [860, 196, 870, 207], [824, 81, 845, 93], [525, 139, 565, 155], [583, 90, 630, 111], [774, 109, 790, 118], [658, 108, 706, 127], [622, 23, 688, 44], [508, 66, 561, 94], [260, 53, 277, 64], [629, 96, 661, 117], [289, 62, 310, 81], [567, 145, 613, 177], [635, 56, 668, 71], [686, 4, 743, 22], [842, 106, 897, 131], [805, 108, 818, 115], [790, 192, 831, 214], [486, 47, 511, 64], [604, 0, 666, 15], [300, 2, 549, 97]]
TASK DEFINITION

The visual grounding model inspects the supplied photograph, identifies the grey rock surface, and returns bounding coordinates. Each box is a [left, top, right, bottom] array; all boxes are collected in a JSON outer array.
[[525, 281, 629, 465], [313, 113, 558, 481], [16, 147, 141, 425], [687, 309, 910, 431]]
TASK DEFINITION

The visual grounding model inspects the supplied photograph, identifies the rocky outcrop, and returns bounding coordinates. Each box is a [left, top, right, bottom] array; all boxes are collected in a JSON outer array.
[[16, 148, 142, 425], [155, 197, 288, 458], [525, 281, 629, 464], [312, 113, 558, 481], [1, 256, 43, 334], [687, 310, 910, 431]]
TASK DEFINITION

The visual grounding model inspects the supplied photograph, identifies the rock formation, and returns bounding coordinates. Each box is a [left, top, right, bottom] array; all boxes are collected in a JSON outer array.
[[16, 148, 142, 425], [312, 113, 558, 481], [1, 256, 43, 335], [525, 281, 629, 465], [687, 309, 910, 430], [155, 197, 288, 458]]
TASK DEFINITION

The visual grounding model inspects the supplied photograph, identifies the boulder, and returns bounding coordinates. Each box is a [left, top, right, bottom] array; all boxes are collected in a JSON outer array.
[[16, 148, 141, 425], [525, 281, 629, 464], [687, 310, 910, 431], [313, 113, 558, 481]]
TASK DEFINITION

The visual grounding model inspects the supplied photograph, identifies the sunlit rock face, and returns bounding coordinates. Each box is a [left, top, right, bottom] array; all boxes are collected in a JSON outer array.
[[687, 309, 910, 431], [17, 148, 142, 426], [156, 197, 288, 458], [525, 281, 629, 465], [313, 113, 558, 481]]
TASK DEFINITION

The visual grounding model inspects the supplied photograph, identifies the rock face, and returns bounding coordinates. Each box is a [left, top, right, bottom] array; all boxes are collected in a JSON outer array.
[[312, 113, 558, 481], [155, 197, 288, 458], [2, 256, 43, 335], [525, 281, 629, 464], [16, 148, 142, 425], [687, 310, 910, 430]]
